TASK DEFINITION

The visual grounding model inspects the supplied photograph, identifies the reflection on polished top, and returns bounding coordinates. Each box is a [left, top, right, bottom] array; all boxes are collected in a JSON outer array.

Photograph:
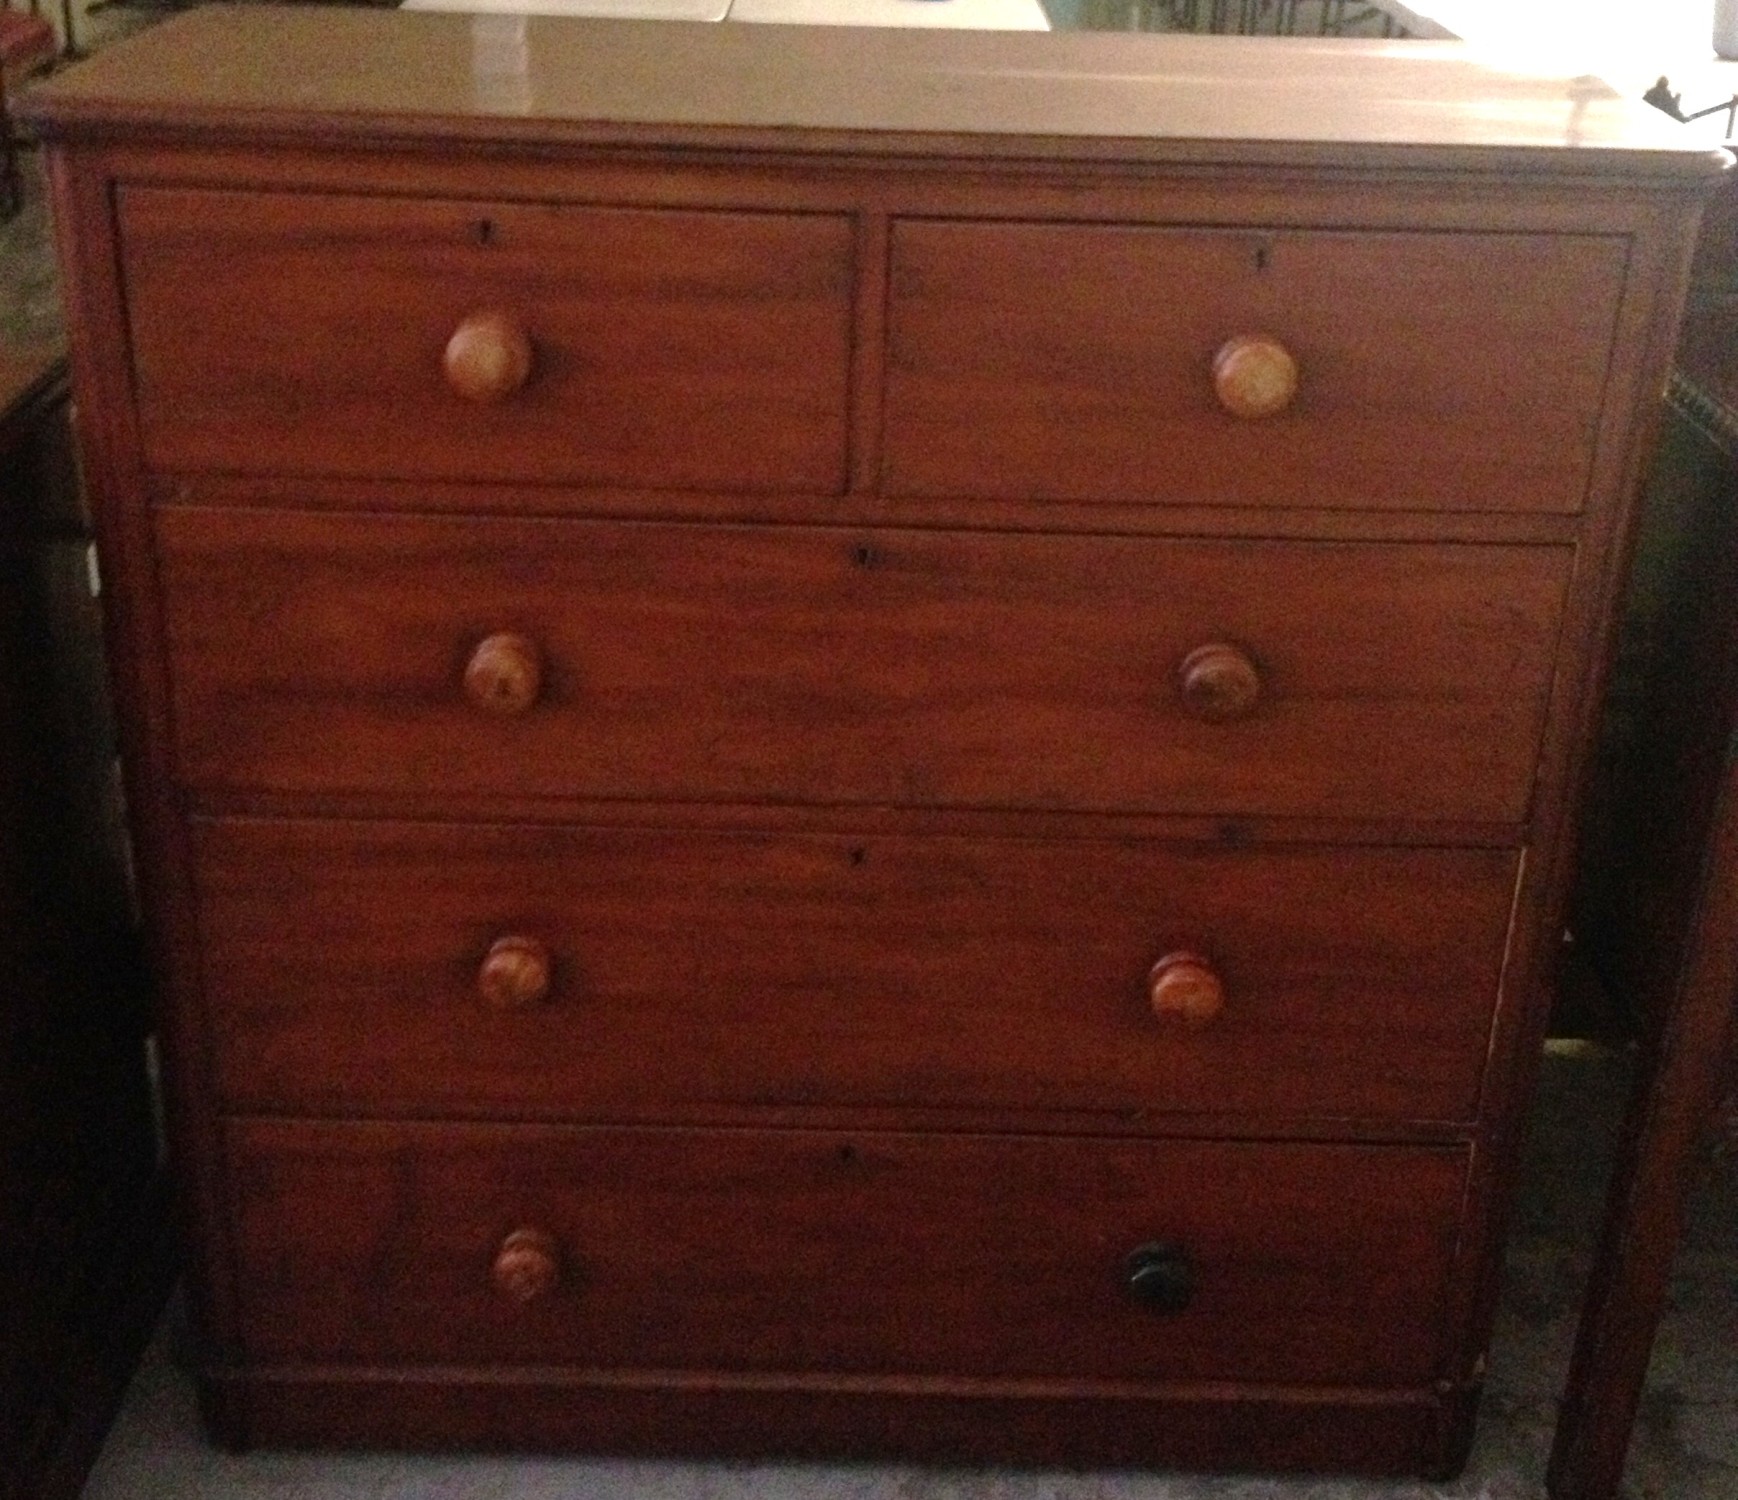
[[20, 2, 1727, 174], [398, 0, 1051, 29]]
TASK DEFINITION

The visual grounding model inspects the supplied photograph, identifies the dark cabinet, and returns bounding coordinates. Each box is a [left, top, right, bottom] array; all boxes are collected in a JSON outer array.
[[0, 348, 170, 1500]]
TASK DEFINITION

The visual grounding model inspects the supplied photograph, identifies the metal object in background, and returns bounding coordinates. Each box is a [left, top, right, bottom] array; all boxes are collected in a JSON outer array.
[[1071, 0, 1415, 36], [1644, 75, 1738, 140]]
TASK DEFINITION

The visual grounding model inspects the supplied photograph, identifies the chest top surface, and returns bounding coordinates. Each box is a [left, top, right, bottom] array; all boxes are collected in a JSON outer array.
[[20, 3, 1730, 178]]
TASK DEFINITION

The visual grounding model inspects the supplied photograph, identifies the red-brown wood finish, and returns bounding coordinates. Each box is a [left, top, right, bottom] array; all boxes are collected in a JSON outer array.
[[44, 151, 252, 1402], [1147, 950, 1228, 1026], [118, 187, 855, 493], [884, 221, 1627, 511], [192, 817, 1519, 1125], [23, 6, 1723, 1478], [442, 312, 535, 406], [475, 935, 554, 1012], [154, 507, 1572, 823], [226, 1118, 1467, 1387], [1211, 333, 1300, 422], [489, 1227, 562, 1304], [208, 1371, 1443, 1473]]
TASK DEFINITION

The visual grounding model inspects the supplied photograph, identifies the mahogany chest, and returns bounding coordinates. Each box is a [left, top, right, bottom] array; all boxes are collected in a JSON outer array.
[[24, 7, 1726, 1476]]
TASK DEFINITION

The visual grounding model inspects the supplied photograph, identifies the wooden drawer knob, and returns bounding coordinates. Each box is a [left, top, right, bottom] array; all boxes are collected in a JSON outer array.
[[1178, 642, 1261, 722], [478, 935, 553, 1009], [463, 632, 543, 716], [443, 311, 534, 403], [1124, 1241, 1195, 1313], [492, 1227, 560, 1303], [1148, 950, 1225, 1026], [1212, 333, 1298, 420]]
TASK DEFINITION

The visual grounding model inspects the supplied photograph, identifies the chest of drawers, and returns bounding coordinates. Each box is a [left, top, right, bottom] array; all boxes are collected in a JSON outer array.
[[26, 6, 1726, 1477]]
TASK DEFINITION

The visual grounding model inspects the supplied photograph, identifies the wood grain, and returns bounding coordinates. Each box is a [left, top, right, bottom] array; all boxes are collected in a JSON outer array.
[[20, 9, 1726, 179], [193, 816, 1520, 1125], [885, 221, 1627, 512], [225, 1117, 1468, 1388], [118, 187, 854, 493], [155, 507, 1572, 824]]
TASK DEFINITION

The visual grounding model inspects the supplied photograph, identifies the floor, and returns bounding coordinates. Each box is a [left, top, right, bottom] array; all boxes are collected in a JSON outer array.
[[4, 6, 1735, 1499], [0, 138, 64, 352]]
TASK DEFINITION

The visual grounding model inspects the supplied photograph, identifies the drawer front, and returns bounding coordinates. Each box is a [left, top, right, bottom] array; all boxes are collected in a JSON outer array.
[[117, 187, 853, 493], [885, 221, 1627, 512], [158, 508, 1571, 823], [196, 817, 1519, 1124], [228, 1119, 1467, 1387]]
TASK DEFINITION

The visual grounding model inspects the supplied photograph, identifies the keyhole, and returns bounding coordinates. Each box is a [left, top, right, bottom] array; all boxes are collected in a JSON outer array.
[[473, 219, 497, 246], [1253, 243, 1270, 272]]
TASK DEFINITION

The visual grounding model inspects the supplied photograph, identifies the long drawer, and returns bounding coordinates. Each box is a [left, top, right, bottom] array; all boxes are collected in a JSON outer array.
[[157, 507, 1571, 823], [117, 187, 854, 493], [227, 1118, 1468, 1388], [885, 220, 1627, 512], [194, 817, 1519, 1125]]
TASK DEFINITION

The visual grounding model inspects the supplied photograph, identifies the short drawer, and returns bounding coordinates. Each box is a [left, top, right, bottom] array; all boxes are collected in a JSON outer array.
[[157, 508, 1571, 824], [117, 187, 853, 493], [227, 1118, 1467, 1388], [195, 817, 1519, 1125], [885, 220, 1627, 512]]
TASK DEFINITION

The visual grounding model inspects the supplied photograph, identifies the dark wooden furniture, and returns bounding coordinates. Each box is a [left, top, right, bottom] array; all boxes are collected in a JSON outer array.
[[23, 7, 1727, 1476], [1548, 179, 1738, 1500], [0, 6, 56, 218], [0, 343, 171, 1500]]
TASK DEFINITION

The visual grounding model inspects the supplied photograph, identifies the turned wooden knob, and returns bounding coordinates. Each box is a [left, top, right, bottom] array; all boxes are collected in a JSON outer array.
[[478, 935, 552, 1009], [443, 311, 534, 403], [492, 1227, 560, 1302], [1212, 333, 1298, 419], [1178, 642, 1261, 722], [1147, 951, 1225, 1026], [463, 632, 542, 716]]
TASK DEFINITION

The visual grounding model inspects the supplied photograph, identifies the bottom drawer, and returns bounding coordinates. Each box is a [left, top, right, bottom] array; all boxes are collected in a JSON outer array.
[[228, 1120, 1467, 1389]]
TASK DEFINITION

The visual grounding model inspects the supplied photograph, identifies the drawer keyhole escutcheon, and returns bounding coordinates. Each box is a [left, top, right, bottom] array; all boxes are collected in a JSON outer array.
[[1124, 1241, 1195, 1313], [1178, 641, 1261, 722], [1211, 333, 1298, 420], [1147, 950, 1225, 1026], [463, 633, 544, 716], [443, 310, 535, 403], [492, 1227, 561, 1302], [478, 935, 553, 1010]]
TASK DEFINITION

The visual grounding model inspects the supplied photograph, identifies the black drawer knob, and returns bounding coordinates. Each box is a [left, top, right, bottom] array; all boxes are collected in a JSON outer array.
[[1124, 1241, 1195, 1313]]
